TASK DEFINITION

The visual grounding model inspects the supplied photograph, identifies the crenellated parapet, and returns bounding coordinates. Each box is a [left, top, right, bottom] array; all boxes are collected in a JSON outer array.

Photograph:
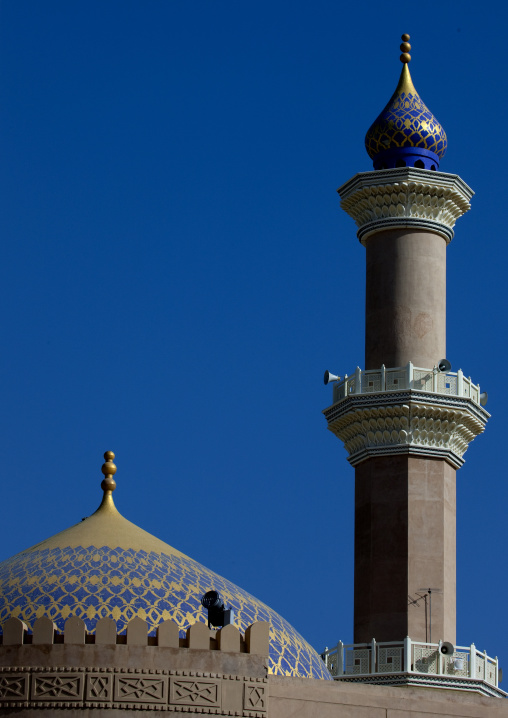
[[0, 616, 269, 714], [338, 167, 473, 244], [1, 616, 269, 654]]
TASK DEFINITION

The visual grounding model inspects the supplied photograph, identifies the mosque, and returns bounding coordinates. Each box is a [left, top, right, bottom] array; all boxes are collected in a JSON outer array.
[[0, 35, 506, 717]]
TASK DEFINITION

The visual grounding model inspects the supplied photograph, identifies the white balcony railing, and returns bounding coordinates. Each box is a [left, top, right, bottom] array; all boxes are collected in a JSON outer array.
[[331, 363, 482, 407], [322, 638, 499, 688]]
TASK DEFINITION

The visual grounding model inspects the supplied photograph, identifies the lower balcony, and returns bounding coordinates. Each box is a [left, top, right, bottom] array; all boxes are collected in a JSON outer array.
[[321, 638, 505, 699]]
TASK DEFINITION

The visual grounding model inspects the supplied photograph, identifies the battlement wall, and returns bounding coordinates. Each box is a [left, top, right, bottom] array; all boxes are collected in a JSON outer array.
[[0, 617, 269, 714], [0, 616, 269, 655]]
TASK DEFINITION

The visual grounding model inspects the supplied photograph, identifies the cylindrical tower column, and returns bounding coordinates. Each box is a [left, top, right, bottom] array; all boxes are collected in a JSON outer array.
[[365, 228, 446, 370]]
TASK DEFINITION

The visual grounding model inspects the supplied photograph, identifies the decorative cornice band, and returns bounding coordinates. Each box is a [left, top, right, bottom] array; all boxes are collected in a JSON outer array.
[[324, 389, 489, 423], [347, 444, 465, 469], [357, 217, 453, 244], [337, 168, 473, 246], [338, 167, 474, 198], [323, 391, 489, 469], [333, 672, 506, 699]]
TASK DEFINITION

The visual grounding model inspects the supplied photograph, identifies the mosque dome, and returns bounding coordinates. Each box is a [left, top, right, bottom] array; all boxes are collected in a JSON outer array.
[[0, 452, 331, 681], [365, 34, 447, 171]]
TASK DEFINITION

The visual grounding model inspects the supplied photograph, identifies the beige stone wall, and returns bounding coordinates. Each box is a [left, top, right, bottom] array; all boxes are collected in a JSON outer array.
[[269, 676, 508, 718], [2, 675, 507, 717], [0, 617, 269, 715]]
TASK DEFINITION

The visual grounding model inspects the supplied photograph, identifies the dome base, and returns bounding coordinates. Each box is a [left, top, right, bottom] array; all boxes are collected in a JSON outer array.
[[373, 146, 440, 171]]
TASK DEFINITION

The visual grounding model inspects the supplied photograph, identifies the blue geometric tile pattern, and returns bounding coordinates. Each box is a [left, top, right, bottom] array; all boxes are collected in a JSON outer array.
[[365, 63, 447, 161], [0, 544, 331, 680]]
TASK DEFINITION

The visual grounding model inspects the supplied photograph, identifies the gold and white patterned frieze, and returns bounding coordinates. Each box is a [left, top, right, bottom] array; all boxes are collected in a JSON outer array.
[[0, 665, 268, 714], [337, 168, 473, 244], [324, 396, 488, 469]]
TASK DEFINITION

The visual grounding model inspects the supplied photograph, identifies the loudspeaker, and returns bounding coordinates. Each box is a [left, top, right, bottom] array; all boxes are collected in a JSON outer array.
[[438, 359, 451, 373], [480, 392, 488, 406], [324, 371, 341, 385], [440, 641, 455, 655]]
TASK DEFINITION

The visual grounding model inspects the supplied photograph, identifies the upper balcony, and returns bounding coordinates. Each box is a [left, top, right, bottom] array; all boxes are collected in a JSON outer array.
[[330, 363, 484, 408], [323, 363, 489, 469]]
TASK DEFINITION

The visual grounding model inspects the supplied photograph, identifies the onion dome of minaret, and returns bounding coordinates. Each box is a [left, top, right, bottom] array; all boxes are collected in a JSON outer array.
[[365, 34, 447, 170], [0, 452, 331, 680]]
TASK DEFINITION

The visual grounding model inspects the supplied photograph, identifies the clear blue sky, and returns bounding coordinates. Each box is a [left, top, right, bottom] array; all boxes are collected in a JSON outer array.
[[0, 0, 506, 671]]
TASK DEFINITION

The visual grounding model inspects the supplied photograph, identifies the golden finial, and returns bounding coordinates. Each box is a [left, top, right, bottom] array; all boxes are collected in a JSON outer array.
[[400, 33, 411, 64], [101, 450, 117, 493]]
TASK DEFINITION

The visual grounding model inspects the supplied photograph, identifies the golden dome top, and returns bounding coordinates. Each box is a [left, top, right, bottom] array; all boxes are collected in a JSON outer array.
[[0, 451, 331, 680]]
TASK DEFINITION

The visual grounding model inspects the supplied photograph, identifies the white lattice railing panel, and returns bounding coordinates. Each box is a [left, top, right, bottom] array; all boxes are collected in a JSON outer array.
[[438, 373, 458, 395], [345, 648, 370, 675], [486, 660, 497, 685], [413, 369, 433, 392], [324, 652, 339, 675], [413, 646, 439, 674], [386, 369, 406, 391], [443, 651, 469, 678], [363, 373, 382, 393], [378, 646, 403, 673], [476, 654, 486, 680]]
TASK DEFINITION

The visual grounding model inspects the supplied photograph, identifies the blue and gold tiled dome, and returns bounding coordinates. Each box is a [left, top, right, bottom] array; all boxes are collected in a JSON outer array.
[[365, 34, 447, 171], [0, 453, 331, 680]]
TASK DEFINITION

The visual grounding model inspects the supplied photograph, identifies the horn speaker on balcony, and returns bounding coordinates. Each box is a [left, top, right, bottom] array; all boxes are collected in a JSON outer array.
[[440, 641, 455, 655], [324, 371, 341, 385], [438, 359, 452, 372]]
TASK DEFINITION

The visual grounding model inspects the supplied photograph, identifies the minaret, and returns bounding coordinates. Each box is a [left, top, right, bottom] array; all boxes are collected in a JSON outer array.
[[324, 36, 489, 646]]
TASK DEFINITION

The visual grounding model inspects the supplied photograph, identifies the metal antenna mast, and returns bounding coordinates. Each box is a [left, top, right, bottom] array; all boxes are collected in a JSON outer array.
[[418, 588, 442, 643]]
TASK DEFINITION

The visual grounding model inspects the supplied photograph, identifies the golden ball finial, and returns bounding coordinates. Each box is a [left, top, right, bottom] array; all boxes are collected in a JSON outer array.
[[400, 33, 411, 63], [101, 450, 117, 492]]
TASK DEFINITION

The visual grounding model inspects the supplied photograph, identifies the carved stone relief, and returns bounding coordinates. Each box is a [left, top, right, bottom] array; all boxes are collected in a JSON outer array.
[[0, 666, 268, 713]]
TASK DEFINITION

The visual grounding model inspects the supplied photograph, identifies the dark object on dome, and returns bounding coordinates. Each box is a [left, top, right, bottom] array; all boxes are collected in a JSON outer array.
[[201, 590, 223, 609], [365, 34, 447, 171], [201, 590, 235, 629]]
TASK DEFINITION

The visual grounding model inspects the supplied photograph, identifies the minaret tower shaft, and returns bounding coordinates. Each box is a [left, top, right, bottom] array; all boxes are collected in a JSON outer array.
[[324, 36, 489, 645]]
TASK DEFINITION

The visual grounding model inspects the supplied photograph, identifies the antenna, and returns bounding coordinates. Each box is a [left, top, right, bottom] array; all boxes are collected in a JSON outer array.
[[418, 587, 442, 643], [408, 592, 429, 642]]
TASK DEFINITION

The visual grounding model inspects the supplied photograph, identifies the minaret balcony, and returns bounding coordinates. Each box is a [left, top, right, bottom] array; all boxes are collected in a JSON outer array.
[[321, 637, 505, 699], [323, 363, 489, 469]]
